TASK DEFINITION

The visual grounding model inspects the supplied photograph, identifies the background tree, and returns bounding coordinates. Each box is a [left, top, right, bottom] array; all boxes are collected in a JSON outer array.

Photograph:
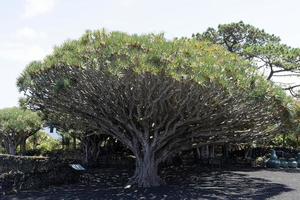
[[0, 107, 42, 155], [41, 111, 110, 165], [26, 130, 61, 155], [193, 21, 280, 55], [193, 21, 300, 97], [18, 31, 292, 187], [274, 103, 300, 147]]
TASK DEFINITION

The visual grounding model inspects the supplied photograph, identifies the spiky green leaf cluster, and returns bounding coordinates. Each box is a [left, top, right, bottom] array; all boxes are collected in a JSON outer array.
[[17, 30, 293, 110]]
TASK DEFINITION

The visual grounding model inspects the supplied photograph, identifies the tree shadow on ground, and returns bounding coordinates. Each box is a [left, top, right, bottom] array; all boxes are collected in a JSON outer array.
[[3, 166, 293, 200]]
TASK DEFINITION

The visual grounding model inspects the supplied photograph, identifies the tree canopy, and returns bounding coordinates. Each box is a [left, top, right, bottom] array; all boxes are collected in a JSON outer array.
[[18, 30, 292, 187], [193, 21, 280, 54], [0, 107, 42, 155], [193, 21, 300, 97]]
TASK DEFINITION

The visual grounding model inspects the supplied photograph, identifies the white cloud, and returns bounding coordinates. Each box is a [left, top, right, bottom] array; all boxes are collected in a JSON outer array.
[[0, 42, 48, 63], [22, 0, 57, 18], [118, 0, 136, 8], [16, 27, 47, 40]]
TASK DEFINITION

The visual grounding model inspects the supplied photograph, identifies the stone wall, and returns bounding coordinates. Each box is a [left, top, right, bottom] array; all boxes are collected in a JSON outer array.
[[0, 154, 80, 195]]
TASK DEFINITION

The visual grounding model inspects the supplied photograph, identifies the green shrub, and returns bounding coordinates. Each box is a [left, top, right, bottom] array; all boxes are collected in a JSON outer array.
[[26, 131, 61, 155]]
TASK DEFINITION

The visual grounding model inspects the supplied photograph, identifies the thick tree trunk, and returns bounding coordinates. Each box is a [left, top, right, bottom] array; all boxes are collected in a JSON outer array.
[[129, 147, 162, 187], [82, 136, 102, 166], [84, 141, 94, 165], [8, 142, 16, 155], [3, 139, 17, 155], [223, 144, 229, 158]]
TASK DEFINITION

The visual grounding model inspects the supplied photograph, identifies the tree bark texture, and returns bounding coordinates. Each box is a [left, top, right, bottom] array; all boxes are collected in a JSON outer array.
[[23, 68, 283, 187]]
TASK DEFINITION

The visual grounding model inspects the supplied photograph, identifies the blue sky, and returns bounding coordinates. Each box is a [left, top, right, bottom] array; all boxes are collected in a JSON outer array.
[[1, 0, 300, 108]]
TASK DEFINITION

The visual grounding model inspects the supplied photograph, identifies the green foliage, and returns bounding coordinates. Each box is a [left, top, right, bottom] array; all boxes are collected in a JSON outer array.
[[18, 30, 292, 108], [27, 131, 61, 155], [193, 21, 300, 96], [270, 134, 300, 148], [193, 21, 280, 54], [244, 43, 300, 72], [0, 146, 5, 154], [0, 107, 43, 155], [0, 107, 42, 133]]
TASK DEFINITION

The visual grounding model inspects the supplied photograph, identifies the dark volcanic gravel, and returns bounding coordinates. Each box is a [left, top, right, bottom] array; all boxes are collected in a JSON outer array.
[[2, 165, 299, 200]]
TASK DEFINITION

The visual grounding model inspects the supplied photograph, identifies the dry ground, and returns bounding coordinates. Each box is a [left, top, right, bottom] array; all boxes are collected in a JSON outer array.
[[3, 165, 300, 200]]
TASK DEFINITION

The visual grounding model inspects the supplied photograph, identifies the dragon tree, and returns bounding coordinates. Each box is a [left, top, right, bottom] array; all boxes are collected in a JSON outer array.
[[18, 31, 292, 187]]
